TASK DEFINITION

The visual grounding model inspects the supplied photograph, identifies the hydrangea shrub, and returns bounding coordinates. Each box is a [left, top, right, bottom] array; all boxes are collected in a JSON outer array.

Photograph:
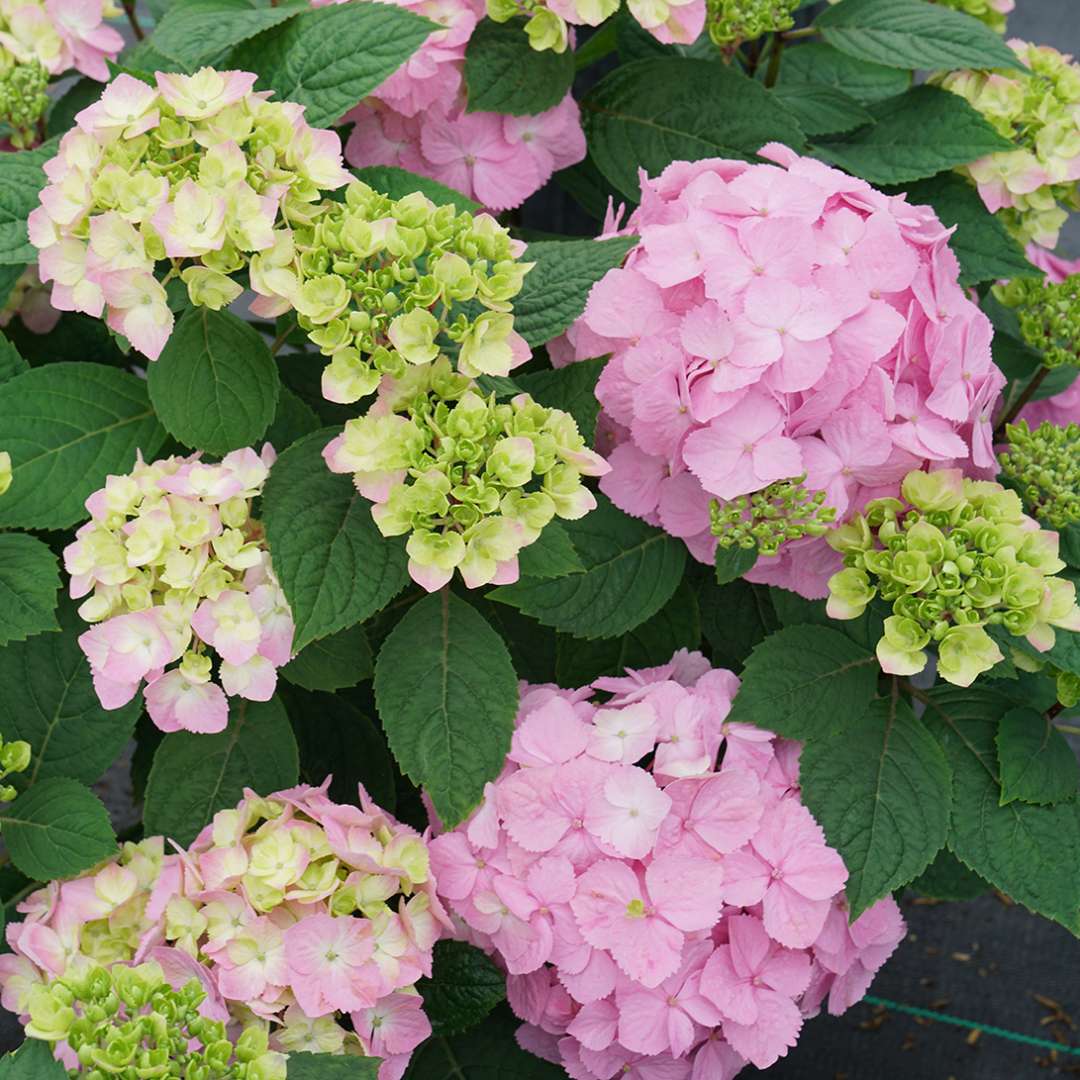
[[0, 0, 1079, 1076]]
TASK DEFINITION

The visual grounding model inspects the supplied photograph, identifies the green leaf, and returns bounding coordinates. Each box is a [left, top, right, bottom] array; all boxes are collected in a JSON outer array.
[[726, 625, 879, 739], [286, 1053, 380, 1079], [815, 86, 1013, 186], [583, 58, 805, 200], [406, 1008, 566, 1079], [555, 577, 700, 688], [516, 354, 608, 441], [0, 533, 60, 647], [513, 237, 636, 349], [996, 706, 1079, 806], [516, 521, 585, 580], [418, 940, 506, 1037], [464, 17, 575, 115], [151, 0, 302, 70], [0, 332, 28, 384], [234, 3, 437, 128], [924, 687, 1080, 933], [700, 578, 777, 671], [479, 601, 558, 686], [769, 587, 888, 654], [814, 0, 1025, 72], [262, 429, 410, 651], [801, 694, 952, 918], [283, 686, 396, 810], [490, 493, 686, 640], [281, 623, 373, 692], [714, 543, 757, 586], [374, 590, 518, 827], [778, 41, 909, 104], [0, 142, 53, 265], [897, 174, 1036, 286], [770, 84, 874, 137], [908, 847, 990, 901], [0, 777, 116, 880], [613, 10, 716, 63], [351, 165, 479, 214], [0, 362, 168, 531], [0, 1038, 68, 1078], [1010, 625, 1080, 679], [143, 697, 299, 846], [0, 598, 139, 787], [0, 264, 24, 309], [265, 384, 320, 451], [148, 307, 279, 456]]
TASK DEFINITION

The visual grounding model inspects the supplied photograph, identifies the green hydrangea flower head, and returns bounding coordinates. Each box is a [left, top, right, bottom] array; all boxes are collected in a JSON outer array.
[[25, 961, 286, 1079], [709, 474, 837, 556], [706, 0, 798, 47], [999, 420, 1080, 528], [826, 468, 1080, 687], [252, 181, 534, 404], [323, 357, 609, 591]]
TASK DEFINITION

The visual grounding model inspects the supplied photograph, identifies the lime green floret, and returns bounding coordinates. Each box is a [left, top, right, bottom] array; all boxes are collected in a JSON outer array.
[[0, 734, 30, 803], [998, 273, 1080, 369], [826, 470, 1080, 687], [999, 420, 1080, 529], [706, 0, 797, 47], [26, 961, 286, 1080], [709, 475, 836, 557], [0, 59, 48, 149]]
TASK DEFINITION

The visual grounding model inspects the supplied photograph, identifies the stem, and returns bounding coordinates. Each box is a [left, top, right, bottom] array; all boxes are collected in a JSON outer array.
[[994, 365, 1051, 441], [122, 0, 144, 40], [764, 33, 785, 88], [781, 26, 818, 40], [270, 321, 296, 355], [1057, 723, 1080, 736], [1048, 701, 1065, 720]]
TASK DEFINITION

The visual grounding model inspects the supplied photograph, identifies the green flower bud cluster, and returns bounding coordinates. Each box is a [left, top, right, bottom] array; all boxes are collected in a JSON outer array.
[[252, 181, 533, 405], [0, 60, 48, 149], [26, 961, 286, 1080], [325, 357, 608, 590], [0, 734, 30, 802], [826, 469, 1080, 687], [999, 420, 1080, 528], [996, 273, 1080, 369], [708, 474, 836, 557], [706, 0, 797, 47]]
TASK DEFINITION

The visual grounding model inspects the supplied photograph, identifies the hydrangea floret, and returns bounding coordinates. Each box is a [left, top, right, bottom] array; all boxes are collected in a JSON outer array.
[[555, 147, 1005, 600], [431, 651, 905, 1076], [0, 782, 444, 1080], [0, 266, 62, 334], [934, 41, 1080, 248], [710, 474, 836, 557], [998, 271, 1080, 368], [29, 67, 350, 360], [249, 179, 534, 404], [315, 0, 585, 208], [0, 450, 11, 497], [24, 961, 287, 1080], [826, 469, 1080, 686], [999, 420, 1080, 528], [0, 734, 30, 802], [62, 445, 295, 735], [706, 0, 797, 48], [324, 357, 609, 590]]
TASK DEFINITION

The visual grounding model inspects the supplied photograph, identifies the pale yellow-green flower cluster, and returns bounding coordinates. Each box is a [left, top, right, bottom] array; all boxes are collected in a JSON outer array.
[[934, 40, 1080, 248], [827, 469, 1080, 687], [0, 733, 29, 801]]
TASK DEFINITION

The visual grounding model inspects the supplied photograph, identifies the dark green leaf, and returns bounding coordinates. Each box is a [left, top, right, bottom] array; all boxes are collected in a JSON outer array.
[[287, 1053, 380, 1079], [151, 0, 302, 70], [281, 624, 373, 692], [769, 587, 888, 654], [0, 142, 53, 265], [479, 601, 558, 685], [583, 58, 805, 200], [996, 706, 1079, 806], [714, 543, 757, 586], [262, 429, 410, 651], [908, 847, 990, 901], [0, 362, 168, 531], [464, 18, 575, 115], [0, 332, 28, 385], [374, 591, 518, 826], [516, 355, 608, 441], [0, 1038, 68, 1078], [418, 940, 506, 1036], [778, 41, 909, 104], [265, 385, 320, 451], [815, 86, 1013, 186], [815, 0, 1025, 72], [148, 307, 279, 456], [490, 493, 686, 640], [770, 83, 875, 137], [0, 777, 116, 880], [143, 697, 299, 846], [801, 694, 952, 918], [351, 166, 479, 214], [516, 521, 585, 580], [726, 625, 879, 739], [0, 533, 60, 647], [0, 598, 139, 788], [700, 578, 777, 671], [513, 238, 636, 349], [0, 264, 24, 309]]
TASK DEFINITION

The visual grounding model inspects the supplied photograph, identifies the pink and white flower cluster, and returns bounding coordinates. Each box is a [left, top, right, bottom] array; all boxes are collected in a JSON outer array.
[[0, 782, 445, 1079], [553, 146, 1007, 599], [315, 0, 586, 210], [29, 67, 350, 360], [63, 445, 295, 735], [430, 651, 905, 1078], [0, 0, 123, 83]]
